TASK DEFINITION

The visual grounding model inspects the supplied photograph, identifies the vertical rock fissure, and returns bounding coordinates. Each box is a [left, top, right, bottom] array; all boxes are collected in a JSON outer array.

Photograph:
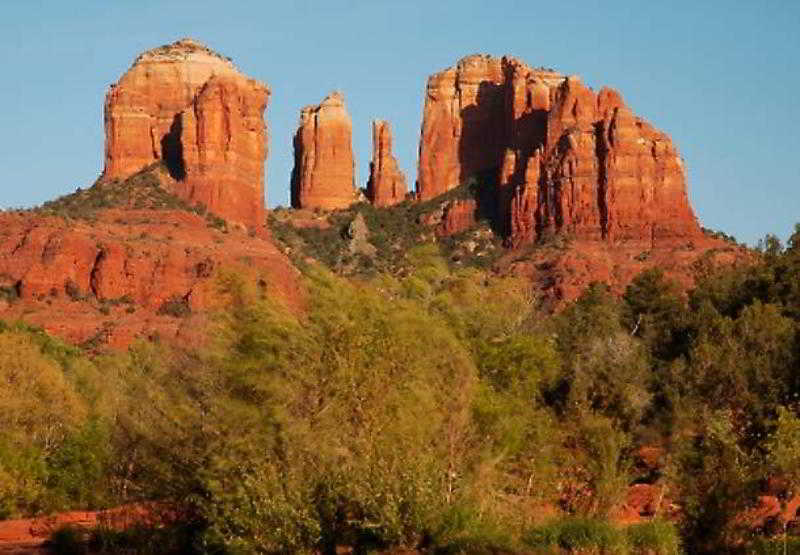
[[594, 120, 609, 240], [161, 114, 186, 181], [89, 248, 106, 299]]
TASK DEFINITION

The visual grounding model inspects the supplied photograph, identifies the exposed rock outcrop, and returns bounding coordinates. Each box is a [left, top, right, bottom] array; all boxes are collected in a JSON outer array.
[[366, 120, 407, 207], [103, 39, 269, 229], [417, 55, 701, 246], [0, 208, 303, 349], [290, 92, 356, 210]]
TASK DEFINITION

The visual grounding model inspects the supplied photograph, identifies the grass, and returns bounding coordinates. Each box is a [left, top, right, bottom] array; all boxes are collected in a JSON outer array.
[[523, 517, 681, 554]]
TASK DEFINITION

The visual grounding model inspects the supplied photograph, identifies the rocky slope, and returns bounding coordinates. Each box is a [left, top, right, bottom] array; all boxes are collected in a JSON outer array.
[[103, 38, 269, 230], [0, 169, 302, 349], [290, 92, 356, 210], [417, 55, 700, 247], [367, 120, 407, 207]]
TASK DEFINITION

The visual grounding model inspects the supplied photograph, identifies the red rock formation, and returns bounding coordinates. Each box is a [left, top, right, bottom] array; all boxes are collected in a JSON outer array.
[[367, 120, 407, 207], [421, 198, 479, 237], [103, 39, 269, 229], [0, 504, 172, 552], [291, 92, 356, 210], [417, 55, 702, 246], [0, 208, 303, 349]]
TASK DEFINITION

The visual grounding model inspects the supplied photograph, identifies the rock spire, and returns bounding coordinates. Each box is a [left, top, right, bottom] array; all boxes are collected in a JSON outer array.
[[290, 92, 356, 210]]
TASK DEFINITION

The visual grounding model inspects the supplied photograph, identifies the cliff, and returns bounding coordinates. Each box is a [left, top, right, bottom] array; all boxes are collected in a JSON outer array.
[[103, 38, 269, 230], [290, 92, 356, 210], [417, 55, 701, 247]]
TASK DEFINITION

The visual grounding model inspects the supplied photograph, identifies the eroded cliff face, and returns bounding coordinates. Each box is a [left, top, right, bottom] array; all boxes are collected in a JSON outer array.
[[103, 39, 269, 229], [290, 92, 356, 210], [366, 120, 407, 207], [418, 55, 701, 246]]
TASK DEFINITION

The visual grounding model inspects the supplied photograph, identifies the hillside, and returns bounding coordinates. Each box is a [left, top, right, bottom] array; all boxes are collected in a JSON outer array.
[[1, 38, 796, 555]]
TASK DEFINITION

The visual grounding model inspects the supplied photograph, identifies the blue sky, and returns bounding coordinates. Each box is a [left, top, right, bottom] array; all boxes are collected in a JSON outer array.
[[0, 0, 798, 245]]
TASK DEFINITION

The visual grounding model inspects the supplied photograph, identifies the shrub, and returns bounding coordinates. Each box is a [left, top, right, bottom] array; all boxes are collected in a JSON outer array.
[[523, 517, 629, 553], [49, 525, 88, 555], [625, 520, 681, 554], [157, 296, 191, 318]]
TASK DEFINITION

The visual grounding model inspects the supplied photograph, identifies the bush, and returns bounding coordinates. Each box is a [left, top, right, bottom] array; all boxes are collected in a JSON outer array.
[[49, 525, 88, 555], [156, 296, 191, 318], [625, 520, 681, 554], [524, 517, 628, 553]]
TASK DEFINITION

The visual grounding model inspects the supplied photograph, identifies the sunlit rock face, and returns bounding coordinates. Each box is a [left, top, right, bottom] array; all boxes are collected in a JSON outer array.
[[290, 92, 356, 210], [103, 38, 270, 229], [367, 120, 407, 207], [418, 55, 701, 246]]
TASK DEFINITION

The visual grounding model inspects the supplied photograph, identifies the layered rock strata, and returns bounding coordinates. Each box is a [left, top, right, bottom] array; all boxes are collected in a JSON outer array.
[[0, 208, 302, 348], [291, 92, 356, 210], [366, 120, 407, 207], [417, 55, 701, 246], [103, 38, 269, 229]]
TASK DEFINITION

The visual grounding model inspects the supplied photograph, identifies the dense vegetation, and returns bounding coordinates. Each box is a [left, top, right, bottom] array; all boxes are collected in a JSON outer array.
[[3, 226, 800, 553], [268, 174, 504, 277]]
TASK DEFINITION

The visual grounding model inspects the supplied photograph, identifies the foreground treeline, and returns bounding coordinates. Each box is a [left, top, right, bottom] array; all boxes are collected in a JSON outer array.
[[3, 231, 800, 554]]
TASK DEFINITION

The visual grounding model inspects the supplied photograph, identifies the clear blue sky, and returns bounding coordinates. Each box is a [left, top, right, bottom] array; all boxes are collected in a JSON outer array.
[[1, 1, 798, 245]]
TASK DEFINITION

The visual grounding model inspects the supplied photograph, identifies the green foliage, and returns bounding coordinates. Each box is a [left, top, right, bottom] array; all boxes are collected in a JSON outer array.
[[267, 174, 502, 276], [669, 409, 760, 550], [748, 536, 800, 554], [625, 520, 681, 554], [623, 268, 689, 361], [13, 219, 800, 553], [701, 225, 740, 245], [767, 406, 800, 485], [524, 518, 680, 554], [524, 517, 629, 553], [33, 163, 228, 230], [49, 525, 88, 555]]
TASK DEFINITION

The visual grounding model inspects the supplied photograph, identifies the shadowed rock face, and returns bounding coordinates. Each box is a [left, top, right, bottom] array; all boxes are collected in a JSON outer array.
[[103, 38, 269, 229], [367, 120, 407, 207], [290, 92, 356, 210], [417, 55, 701, 246]]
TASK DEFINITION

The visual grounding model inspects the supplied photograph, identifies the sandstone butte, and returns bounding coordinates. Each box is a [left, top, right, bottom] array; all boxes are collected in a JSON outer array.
[[417, 55, 701, 247], [103, 38, 269, 230], [366, 120, 408, 207], [291, 92, 356, 210]]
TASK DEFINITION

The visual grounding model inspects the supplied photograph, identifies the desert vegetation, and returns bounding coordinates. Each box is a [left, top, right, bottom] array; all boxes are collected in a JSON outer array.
[[2, 227, 800, 553]]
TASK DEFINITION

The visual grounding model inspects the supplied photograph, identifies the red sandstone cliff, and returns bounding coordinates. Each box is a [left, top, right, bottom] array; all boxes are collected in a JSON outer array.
[[103, 39, 269, 230], [366, 120, 407, 207], [290, 92, 356, 210], [0, 207, 302, 349], [417, 55, 701, 246]]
